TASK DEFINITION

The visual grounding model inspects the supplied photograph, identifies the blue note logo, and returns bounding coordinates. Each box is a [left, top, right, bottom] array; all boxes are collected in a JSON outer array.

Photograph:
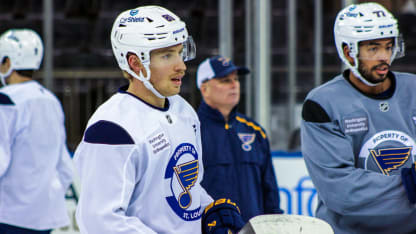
[[165, 143, 202, 221], [370, 147, 411, 175], [359, 131, 415, 175], [238, 133, 255, 151], [162, 14, 175, 22], [174, 160, 199, 209]]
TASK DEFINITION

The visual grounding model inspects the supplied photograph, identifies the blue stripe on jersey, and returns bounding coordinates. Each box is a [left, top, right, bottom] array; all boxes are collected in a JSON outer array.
[[84, 120, 134, 145], [0, 92, 14, 105]]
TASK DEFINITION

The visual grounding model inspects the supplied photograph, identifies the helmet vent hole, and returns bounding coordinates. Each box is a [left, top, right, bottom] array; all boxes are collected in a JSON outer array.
[[146, 17, 153, 23]]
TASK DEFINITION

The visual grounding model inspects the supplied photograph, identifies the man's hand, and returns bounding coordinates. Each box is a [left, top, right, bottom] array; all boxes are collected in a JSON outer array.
[[401, 162, 416, 204], [202, 198, 245, 234]]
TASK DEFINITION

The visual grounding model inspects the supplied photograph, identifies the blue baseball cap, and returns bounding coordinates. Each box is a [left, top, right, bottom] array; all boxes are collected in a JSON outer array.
[[196, 55, 250, 89]]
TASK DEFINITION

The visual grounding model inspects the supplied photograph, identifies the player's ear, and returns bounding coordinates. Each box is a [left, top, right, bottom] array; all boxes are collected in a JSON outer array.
[[343, 44, 355, 66], [0, 57, 11, 72], [200, 82, 209, 96], [127, 53, 147, 77]]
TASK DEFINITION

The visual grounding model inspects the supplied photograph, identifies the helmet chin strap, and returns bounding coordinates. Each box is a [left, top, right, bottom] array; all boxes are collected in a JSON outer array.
[[349, 57, 379, 87], [126, 65, 166, 99]]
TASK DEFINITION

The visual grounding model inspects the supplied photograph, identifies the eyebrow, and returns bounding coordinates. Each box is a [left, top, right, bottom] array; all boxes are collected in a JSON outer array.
[[365, 40, 394, 46], [153, 47, 183, 55]]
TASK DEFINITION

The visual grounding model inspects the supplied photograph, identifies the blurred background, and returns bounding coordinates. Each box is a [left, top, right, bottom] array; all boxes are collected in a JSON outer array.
[[1, 0, 416, 152]]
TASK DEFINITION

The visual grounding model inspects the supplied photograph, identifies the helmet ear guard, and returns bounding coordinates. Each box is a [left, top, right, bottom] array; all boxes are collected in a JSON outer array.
[[110, 6, 195, 98], [334, 2, 404, 86]]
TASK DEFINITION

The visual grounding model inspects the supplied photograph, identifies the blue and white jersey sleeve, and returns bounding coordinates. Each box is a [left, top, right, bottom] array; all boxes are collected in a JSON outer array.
[[0, 92, 16, 177], [74, 121, 155, 234]]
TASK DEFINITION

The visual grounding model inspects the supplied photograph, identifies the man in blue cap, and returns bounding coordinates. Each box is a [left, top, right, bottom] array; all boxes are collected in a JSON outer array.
[[196, 55, 284, 222]]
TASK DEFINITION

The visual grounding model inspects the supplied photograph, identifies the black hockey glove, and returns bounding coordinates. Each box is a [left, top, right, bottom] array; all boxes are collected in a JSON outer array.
[[202, 198, 245, 234], [401, 162, 416, 204]]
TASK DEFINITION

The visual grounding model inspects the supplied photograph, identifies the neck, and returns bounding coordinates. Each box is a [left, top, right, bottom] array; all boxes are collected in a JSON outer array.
[[349, 72, 391, 95], [7, 72, 32, 85], [127, 79, 166, 108], [205, 101, 234, 121]]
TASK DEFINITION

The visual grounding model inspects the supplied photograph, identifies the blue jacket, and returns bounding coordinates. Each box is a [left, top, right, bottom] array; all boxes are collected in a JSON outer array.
[[198, 101, 283, 222]]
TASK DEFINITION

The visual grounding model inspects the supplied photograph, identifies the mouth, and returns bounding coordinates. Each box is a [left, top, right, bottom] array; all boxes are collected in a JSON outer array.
[[229, 92, 239, 97], [171, 76, 183, 86], [373, 64, 389, 76]]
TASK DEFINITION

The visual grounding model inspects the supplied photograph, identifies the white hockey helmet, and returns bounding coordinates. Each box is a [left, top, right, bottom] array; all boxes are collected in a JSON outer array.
[[0, 29, 44, 86], [334, 2, 405, 86], [111, 5, 195, 98]]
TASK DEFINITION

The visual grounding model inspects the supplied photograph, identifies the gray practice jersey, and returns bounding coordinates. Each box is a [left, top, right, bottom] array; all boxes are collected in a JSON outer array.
[[301, 71, 416, 234]]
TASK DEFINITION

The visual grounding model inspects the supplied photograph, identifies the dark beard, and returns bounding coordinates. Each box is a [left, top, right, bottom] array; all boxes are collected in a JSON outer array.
[[357, 61, 390, 84]]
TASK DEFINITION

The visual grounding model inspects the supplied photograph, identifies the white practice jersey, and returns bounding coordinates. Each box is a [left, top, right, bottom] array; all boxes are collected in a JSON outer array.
[[74, 88, 213, 234], [0, 81, 73, 230]]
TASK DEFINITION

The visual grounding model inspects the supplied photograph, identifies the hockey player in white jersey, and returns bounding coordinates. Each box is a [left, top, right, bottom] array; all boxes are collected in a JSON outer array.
[[74, 5, 245, 234], [301, 3, 416, 234], [0, 29, 73, 233]]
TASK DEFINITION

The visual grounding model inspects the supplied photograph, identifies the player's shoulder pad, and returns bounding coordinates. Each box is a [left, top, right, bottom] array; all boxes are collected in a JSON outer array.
[[84, 120, 135, 145], [0, 92, 15, 105], [302, 99, 331, 123]]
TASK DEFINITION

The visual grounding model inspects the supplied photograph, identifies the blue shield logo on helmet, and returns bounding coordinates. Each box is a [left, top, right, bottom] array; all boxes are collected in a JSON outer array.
[[130, 9, 139, 16]]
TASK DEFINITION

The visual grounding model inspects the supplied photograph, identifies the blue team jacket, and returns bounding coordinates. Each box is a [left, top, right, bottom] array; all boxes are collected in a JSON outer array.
[[198, 101, 283, 222]]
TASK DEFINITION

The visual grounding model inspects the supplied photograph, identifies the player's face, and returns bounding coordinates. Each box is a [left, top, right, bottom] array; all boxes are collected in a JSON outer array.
[[357, 38, 394, 84], [203, 71, 240, 109], [149, 44, 186, 97]]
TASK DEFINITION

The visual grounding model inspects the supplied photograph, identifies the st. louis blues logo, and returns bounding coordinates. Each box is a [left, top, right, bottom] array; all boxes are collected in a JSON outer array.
[[165, 143, 202, 221], [174, 160, 198, 209], [359, 131, 415, 175], [238, 133, 255, 151], [162, 14, 175, 22], [370, 147, 411, 175]]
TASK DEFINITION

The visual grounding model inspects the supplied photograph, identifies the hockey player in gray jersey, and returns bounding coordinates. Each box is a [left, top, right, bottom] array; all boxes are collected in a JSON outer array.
[[74, 5, 244, 234], [301, 3, 416, 234]]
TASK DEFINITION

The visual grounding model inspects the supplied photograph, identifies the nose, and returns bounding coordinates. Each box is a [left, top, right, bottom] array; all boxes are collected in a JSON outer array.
[[377, 48, 391, 62], [230, 78, 239, 89], [175, 58, 187, 72]]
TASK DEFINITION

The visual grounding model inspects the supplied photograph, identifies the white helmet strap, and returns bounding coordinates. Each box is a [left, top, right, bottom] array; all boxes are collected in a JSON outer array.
[[125, 60, 165, 99], [350, 57, 379, 87]]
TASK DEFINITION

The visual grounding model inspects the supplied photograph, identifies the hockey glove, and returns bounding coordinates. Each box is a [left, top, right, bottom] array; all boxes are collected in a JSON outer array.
[[202, 198, 245, 234], [401, 162, 416, 204]]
